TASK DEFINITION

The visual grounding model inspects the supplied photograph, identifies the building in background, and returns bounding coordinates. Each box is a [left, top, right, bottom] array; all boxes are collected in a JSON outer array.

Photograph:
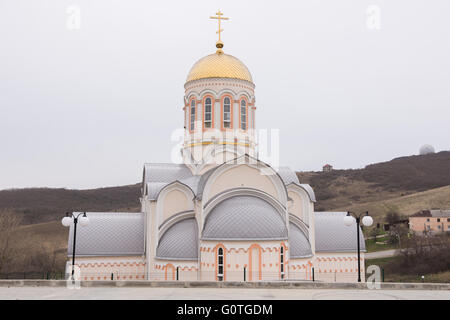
[[409, 210, 450, 234], [322, 164, 333, 172]]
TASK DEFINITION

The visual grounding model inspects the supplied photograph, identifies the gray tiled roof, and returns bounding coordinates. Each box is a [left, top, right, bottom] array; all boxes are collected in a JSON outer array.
[[143, 162, 303, 201], [156, 218, 198, 260], [144, 163, 194, 200], [146, 182, 168, 200], [195, 167, 217, 199], [67, 212, 145, 257], [179, 175, 201, 195], [314, 212, 366, 252], [202, 195, 288, 240], [143, 163, 192, 183], [277, 167, 299, 185], [289, 222, 313, 258], [299, 184, 316, 202], [430, 210, 450, 218], [286, 182, 316, 202]]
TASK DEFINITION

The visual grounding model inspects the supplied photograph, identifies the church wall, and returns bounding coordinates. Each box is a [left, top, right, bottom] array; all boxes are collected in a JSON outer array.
[[287, 191, 304, 222], [199, 241, 289, 282], [69, 256, 146, 280], [146, 201, 158, 278], [160, 189, 190, 224], [206, 165, 280, 204], [314, 252, 365, 283], [289, 258, 313, 280], [153, 260, 198, 281]]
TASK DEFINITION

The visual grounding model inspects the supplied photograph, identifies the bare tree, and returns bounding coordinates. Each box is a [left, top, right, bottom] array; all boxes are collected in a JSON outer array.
[[388, 224, 409, 248], [28, 243, 62, 273], [0, 210, 22, 273]]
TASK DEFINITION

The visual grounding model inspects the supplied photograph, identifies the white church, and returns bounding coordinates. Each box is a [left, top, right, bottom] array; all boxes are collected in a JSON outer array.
[[65, 12, 366, 282]]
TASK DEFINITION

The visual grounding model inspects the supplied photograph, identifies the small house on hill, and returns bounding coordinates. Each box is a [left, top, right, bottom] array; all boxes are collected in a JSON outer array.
[[409, 210, 450, 234]]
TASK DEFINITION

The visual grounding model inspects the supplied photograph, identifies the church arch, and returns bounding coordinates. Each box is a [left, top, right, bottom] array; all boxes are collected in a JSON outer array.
[[201, 155, 288, 206], [203, 188, 286, 222], [156, 181, 194, 228], [287, 185, 312, 226], [217, 88, 237, 100]]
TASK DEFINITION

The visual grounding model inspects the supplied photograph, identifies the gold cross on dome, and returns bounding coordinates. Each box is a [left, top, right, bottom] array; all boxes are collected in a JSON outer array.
[[210, 10, 229, 42]]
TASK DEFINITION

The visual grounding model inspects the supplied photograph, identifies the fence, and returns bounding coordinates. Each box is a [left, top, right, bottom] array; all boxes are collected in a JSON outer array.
[[0, 272, 66, 280], [0, 268, 380, 283]]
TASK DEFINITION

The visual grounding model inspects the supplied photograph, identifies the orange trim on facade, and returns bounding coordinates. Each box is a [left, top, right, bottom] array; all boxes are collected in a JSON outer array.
[[78, 261, 146, 268], [248, 244, 262, 281], [164, 263, 176, 281]]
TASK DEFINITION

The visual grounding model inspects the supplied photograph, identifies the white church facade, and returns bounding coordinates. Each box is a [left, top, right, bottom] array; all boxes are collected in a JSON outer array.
[[66, 13, 366, 282]]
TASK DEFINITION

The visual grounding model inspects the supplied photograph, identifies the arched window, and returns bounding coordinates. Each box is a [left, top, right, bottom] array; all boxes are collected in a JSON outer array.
[[217, 247, 224, 281], [204, 97, 212, 129], [240, 99, 247, 130], [280, 246, 285, 279], [223, 97, 231, 129], [190, 99, 196, 131]]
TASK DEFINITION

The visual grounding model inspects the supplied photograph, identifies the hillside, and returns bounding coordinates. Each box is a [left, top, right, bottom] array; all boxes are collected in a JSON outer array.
[[0, 151, 449, 273], [333, 185, 450, 221], [297, 151, 450, 214], [0, 184, 141, 224], [0, 151, 449, 225]]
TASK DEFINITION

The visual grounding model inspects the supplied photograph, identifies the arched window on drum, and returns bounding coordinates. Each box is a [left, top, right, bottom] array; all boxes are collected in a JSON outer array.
[[222, 97, 231, 129], [240, 99, 247, 130], [189, 99, 196, 131], [204, 97, 213, 129]]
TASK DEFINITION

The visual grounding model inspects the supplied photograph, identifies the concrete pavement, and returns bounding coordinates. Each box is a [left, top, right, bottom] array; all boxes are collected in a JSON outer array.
[[0, 286, 449, 300], [365, 249, 399, 259]]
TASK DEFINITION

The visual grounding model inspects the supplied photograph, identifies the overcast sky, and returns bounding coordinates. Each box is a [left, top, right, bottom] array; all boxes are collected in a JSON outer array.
[[0, 0, 449, 190]]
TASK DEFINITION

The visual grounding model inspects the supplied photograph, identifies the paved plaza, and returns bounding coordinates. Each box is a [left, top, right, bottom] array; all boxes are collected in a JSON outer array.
[[0, 286, 449, 300]]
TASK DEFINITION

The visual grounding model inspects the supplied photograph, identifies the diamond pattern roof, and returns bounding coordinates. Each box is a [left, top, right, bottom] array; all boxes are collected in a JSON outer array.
[[289, 222, 313, 258], [202, 195, 288, 240], [277, 167, 299, 185], [144, 163, 193, 200], [156, 218, 198, 260], [67, 212, 145, 256], [314, 212, 366, 252]]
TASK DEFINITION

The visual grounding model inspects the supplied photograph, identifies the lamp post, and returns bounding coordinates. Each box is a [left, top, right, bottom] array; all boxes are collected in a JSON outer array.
[[344, 211, 373, 282], [62, 212, 89, 280]]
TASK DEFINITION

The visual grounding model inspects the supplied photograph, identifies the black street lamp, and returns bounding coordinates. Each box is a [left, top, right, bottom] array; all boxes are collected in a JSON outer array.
[[344, 211, 373, 282], [62, 212, 89, 280]]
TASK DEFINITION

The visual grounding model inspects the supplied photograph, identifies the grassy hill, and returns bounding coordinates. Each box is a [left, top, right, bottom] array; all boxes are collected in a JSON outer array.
[[0, 151, 449, 226], [333, 185, 450, 222], [297, 151, 450, 217], [0, 184, 141, 224]]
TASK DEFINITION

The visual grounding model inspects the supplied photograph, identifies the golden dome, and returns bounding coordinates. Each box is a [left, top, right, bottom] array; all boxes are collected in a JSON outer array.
[[186, 49, 253, 83]]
